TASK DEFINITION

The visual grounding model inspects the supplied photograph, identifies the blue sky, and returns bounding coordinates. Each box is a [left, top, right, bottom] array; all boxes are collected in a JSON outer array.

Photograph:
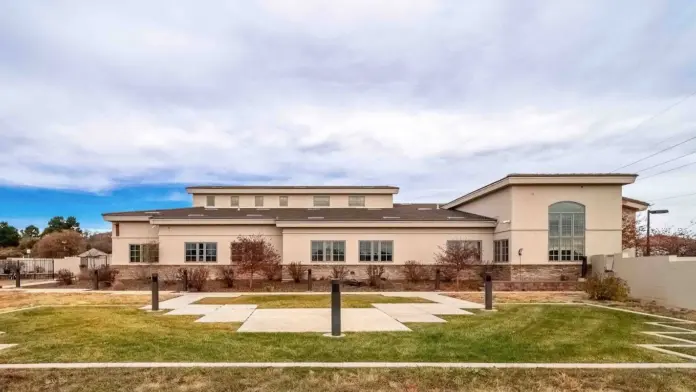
[[1, 0, 696, 232]]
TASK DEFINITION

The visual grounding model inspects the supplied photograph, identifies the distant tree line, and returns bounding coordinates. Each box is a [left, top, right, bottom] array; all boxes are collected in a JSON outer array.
[[0, 216, 111, 259]]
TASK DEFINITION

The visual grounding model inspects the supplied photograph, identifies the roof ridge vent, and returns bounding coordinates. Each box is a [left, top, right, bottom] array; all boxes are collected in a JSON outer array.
[[307, 216, 324, 220], [417, 207, 432, 210], [447, 216, 465, 219], [187, 214, 204, 217], [383, 216, 400, 219], [246, 214, 263, 217], [256, 208, 269, 210], [144, 211, 161, 214], [308, 208, 320, 210], [368, 208, 382, 210]]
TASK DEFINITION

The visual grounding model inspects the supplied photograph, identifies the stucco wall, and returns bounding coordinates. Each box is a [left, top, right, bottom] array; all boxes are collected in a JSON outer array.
[[157, 224, 282, 265], [456, 188, 510, 233], [281, 227, 494, 265], [600, 254, 696, 310], [508, 184, 623, 264], [112, 222, 159, 265], [193, 194, 393, 208]]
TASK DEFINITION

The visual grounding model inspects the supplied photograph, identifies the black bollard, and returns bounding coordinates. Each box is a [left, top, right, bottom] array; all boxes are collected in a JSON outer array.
[[331, 279, 341, 336], [151, 273, 159, 311], [182, 269, 188, 292], [307, 269, 312, 291], [93, 269, 99, 290], [15, 264, 20, 288], [484, 273, 493, 310], [581, 256, 588, 278], [435, 268, 441, 291]]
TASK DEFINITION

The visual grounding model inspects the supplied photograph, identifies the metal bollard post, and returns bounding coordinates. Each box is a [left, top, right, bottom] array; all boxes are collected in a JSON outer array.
[[331, 279, 341, 336], [15, 265, 20, 288], [93, 269, 99, 290], [434, 268, 441, 291], [484, 273, 493, 310], [307, 269, 312, 291], [151, 273, 159, 311], [182, 269, 188, 292], [580, 256, 588, 279]]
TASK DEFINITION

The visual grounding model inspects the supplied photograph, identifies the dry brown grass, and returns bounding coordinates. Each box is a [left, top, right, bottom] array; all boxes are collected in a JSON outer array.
[[0, 292, 179, 312], [1, 368, 695, 392], [448, 291, 587, 303]]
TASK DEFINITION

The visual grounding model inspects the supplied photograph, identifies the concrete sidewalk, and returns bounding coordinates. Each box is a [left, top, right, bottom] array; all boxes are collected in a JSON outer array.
[[0, 362, 694, 369]]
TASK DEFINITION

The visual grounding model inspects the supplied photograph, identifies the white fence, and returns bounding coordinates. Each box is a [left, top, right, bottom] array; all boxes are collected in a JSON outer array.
[[592, 253, 696, 310]]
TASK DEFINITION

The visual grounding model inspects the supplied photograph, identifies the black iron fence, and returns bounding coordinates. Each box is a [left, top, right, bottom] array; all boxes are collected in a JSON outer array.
[[1, 258, 55, 280]]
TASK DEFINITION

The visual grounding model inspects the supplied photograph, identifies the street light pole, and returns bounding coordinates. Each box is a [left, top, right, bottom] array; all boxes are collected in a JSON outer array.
[[646, 209, 669, 257]]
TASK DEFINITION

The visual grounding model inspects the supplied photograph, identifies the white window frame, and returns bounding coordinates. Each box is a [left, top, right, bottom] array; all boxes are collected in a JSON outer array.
[[129, 244, 143, 263], [255, 196, 264, 207], [548, 202, 585, 261], [185, 242, 218, 262], [310, 240, 346, 262], [348, 195, 365, 207], [279, 195, 289, 207], [494, 239, 509, 263], [358, 240, 394, 262], [205, 195, 215, 207], [313, 195, 330, 207], [230, 196, 239, 207]]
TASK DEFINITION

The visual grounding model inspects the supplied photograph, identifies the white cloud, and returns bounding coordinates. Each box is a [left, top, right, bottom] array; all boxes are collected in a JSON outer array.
[[1, 0, 696, 228]]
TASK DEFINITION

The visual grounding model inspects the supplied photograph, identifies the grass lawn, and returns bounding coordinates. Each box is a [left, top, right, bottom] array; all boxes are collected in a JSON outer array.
[[0, 292, 179, 313], [668, 346, 696, 356], [1, 368, 696, 392], [0, 304, 682, 363], [448, 291, 587, 304], [193, 294, 434, 308]]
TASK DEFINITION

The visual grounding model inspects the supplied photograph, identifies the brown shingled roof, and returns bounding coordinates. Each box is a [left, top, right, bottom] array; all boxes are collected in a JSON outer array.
[[104, 203, 495, 222]]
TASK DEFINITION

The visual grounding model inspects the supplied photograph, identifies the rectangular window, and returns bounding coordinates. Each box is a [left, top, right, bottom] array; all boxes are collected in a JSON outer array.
[[230, 196, 239, 207], [206, 195, 215, 207], [313, 195, 330, 207], [279, 195, 288, 207], [114, 223, 120, 237], [358, 240, 393, 262], [255, 196, 264, 207], [348, 195, 365, 207], [129, 244, 142, 263], [446, 240, 482, 261], [184, 242, 217, 262], [310, 240, 345, 262], [494, 239, 509, 263]]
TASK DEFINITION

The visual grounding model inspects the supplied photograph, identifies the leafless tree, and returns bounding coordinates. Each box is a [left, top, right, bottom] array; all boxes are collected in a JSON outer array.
[[434, 241, 481, 289], [231, 235, 281, 288]]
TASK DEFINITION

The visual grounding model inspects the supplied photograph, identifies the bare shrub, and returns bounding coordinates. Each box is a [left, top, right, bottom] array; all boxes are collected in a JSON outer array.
[[403, 260, 430, 283], [220, 266, 235, 288], [56, 269, 74, 285], [95, 265, 118, 286], [231, 235, 282, 288], [287, 262, 306, 283], [188, 267, 210, 292], [112, 281, 125, 291], [330, 265, 348, 281], [161, 269, 178, 285], [131, 267, 151, 282], [585, 275, 629, 301], [32, 230, 86, 258], [365, 265, 385, 287], [262, 261, 282, 281], [434, 241, 482, 289]]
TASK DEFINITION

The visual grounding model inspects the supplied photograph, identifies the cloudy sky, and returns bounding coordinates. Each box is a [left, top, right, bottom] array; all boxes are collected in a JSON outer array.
[[1, 0, 695, 231]]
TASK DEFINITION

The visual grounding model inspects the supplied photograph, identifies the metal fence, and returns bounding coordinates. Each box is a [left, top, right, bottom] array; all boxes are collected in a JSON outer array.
[[1, 258, 55, 280], [80, 255, 110, 270]]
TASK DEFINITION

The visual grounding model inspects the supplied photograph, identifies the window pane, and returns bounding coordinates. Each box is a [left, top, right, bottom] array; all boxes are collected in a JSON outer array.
[[255, 196, 264, 207], [502, 240, 509, 262], [359, 241, 372, 261], [205, 243, 217, 262], [549, 202, 585, 213], [372, 241, 380, 261], [380, 241, 393, 262], [206, 195, 215, 207], [185, 243, 197, 262], [549, 214, 560, 237], [573, 213, 585, 237], [324, 241, 333, 262], [313, 195, 330, 207], [560, 214, 573, 237], [279, 196, 288, 207], [548, 238, 560, 261], [129, 244, 141, 263], [230, 196, 239, 207], [311, 241, 322, 262], [573, 238, 585, 260], [333, 241, 345, 261], [349, 195, 365, 207]]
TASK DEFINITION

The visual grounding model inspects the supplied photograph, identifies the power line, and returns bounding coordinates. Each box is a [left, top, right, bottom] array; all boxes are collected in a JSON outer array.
[[612, 134, 696, 172], [636, 150, 696, 173], [649, 191, 696, 202], [637, 161, 696, 181]]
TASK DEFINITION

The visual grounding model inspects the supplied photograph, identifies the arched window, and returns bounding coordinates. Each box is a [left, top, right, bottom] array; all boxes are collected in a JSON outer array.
[[548, 202, 585, 261]]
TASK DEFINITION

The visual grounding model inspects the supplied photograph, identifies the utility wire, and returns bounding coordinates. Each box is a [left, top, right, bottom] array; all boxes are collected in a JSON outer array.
[[649, 191, 696, 202], [636, 150, 696, 173], [637, 161, 696, 181], [612, 134, 696, 172], [610, 89, 696, 172]]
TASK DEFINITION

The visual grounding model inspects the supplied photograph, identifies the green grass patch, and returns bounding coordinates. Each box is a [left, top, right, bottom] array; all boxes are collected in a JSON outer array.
[[666, 346, 696, 357], [193, 294, 434, 308], [0, 305, 681, 363], [2, 368, 696, 392]]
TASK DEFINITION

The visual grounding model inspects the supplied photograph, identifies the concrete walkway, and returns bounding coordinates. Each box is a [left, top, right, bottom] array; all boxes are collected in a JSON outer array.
[[0, 362, 694, 369]]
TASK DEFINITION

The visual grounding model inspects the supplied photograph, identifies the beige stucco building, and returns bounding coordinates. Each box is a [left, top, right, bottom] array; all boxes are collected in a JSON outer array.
[[103, 173, 643, 280]]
